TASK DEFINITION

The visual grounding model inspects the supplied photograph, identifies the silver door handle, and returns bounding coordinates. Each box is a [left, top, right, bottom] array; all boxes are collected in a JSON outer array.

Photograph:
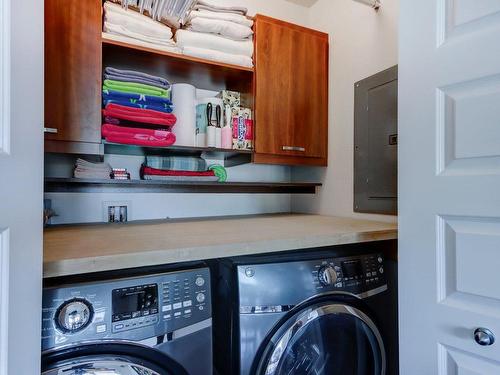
[[282, 146, 305, 152], [474, 328, 495, 346], [44, 127, 58, 134]]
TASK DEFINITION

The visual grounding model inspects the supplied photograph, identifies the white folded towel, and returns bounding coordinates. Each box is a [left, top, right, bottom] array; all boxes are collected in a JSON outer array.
[[187, 17, 253, 40], [182, 46, 253, 68], [186, 10, 253, 27], [176, 29, 253, 57], [102, 32, 181, 54], [194, 0, 248, 15], [104, 2, 173, 40], [104, 22, 176, 47]]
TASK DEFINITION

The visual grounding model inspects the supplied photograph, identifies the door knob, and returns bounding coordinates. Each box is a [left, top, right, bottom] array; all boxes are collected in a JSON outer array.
[[474, 328, 495, 346]]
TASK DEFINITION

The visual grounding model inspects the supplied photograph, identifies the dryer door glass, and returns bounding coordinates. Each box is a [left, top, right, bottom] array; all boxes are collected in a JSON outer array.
[[260, 303, 385, 375]]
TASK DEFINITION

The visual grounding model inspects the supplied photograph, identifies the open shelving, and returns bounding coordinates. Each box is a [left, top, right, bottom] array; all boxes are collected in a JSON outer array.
[[103, 142, 253, 167], [45, 178, 322, 194]]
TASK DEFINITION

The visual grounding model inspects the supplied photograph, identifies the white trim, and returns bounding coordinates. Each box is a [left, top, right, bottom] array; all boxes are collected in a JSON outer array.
[[0, 0, 10, 155], [0, 229, 10, 375]]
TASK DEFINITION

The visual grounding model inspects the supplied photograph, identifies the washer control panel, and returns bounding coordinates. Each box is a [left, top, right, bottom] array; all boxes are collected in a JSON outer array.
[[42, 267, 211, 351], [313, 253, 386, 293]]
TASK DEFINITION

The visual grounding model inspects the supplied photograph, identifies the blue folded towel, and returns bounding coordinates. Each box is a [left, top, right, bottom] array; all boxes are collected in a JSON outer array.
[[102, 89, 173, 106], [104, 67, 171, 90]]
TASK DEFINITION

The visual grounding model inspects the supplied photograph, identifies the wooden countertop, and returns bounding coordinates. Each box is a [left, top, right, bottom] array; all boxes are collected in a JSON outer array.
[[43, 214, 397, 278]]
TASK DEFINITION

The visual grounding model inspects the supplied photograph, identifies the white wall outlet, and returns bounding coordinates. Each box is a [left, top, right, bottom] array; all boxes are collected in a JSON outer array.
[[102, 201, 131, 223]]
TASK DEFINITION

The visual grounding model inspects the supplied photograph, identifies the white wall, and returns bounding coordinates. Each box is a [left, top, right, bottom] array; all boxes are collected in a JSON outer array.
[[45, 0, 310, 224], [212, 0, 309, 25], [45, 153, 291, 224], [46, 0, 400, 224], [291, 0, 399, 223]]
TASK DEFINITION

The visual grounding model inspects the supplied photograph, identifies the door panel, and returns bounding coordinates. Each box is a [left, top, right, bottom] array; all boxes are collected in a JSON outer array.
[[254, 16, 328, 160], [44, 0, 102, 143], [0, 0, 44, 372], [399, 0, 500, 374], [439, 344, 500, 375]]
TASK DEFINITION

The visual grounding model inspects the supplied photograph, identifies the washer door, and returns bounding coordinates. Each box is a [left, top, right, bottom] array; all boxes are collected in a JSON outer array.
[[254, 300, 386, 375], [41, 343, 189, 375]]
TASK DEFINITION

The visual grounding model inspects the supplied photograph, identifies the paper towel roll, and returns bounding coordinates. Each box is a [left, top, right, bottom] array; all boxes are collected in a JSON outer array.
[[172, 83, 196, 147]]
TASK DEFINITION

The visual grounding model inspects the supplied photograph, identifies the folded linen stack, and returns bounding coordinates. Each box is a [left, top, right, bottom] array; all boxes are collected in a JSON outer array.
[[74, 159, 113, 179], [102, 68, 177, 147], [103, 1, 179, 53], [141, 156, 226, 182], [145, 155, 207, 172], [141, 166, 220, 182], [103, 68, 174, 113], [177, 0, 254, 67]]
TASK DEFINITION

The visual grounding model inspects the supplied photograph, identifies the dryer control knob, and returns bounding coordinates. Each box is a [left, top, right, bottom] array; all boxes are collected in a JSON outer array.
[[318, 266, 338, 286]]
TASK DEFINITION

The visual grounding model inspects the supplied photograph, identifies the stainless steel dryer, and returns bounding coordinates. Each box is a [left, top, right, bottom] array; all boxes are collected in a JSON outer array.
[[212, 244, 398, 375], [41, 265, 212, 375]]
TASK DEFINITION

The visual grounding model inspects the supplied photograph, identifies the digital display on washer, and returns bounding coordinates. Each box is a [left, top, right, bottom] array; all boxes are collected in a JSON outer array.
[[341, 260, 363, 278], [112, 284, 158, 322]]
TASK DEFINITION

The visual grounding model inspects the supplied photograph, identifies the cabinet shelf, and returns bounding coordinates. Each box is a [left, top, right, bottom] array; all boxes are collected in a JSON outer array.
[[45, 178, 321, 194], [102, 37, 254, 73], [102, 36, 254, 93], [103, 142, 253, 167]]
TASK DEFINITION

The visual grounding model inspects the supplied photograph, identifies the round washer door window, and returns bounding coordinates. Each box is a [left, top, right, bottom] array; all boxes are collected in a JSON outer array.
[[258, 303, 385, 375], [42, 357, 162, 375], [41, 343, 189, 375]]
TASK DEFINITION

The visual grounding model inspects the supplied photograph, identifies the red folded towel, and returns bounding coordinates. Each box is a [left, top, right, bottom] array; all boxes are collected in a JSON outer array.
[[105, 133, 176, 147], [103, 103, 177, 127], [141, 166, 216, 177], [102, 123, 173, 138]]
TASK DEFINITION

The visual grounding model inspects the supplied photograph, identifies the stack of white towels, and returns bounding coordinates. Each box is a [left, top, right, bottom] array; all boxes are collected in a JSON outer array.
[[176, 0, 254, 68], [103, 1, 179, 53]]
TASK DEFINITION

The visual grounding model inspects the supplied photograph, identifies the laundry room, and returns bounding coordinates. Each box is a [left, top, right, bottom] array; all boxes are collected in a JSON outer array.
[[3, 0, 499, 373]]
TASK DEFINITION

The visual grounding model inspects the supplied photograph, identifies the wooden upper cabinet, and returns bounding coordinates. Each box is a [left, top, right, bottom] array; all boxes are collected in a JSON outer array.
[[253, 15, 328, 166], [44, 0, 102, 152]]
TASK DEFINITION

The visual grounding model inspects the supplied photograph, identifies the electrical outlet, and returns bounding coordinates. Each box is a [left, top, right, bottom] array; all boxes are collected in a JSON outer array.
[[103, 201, 131, 223]]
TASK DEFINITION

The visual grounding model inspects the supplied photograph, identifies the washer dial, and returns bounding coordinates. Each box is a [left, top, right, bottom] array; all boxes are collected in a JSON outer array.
[[55, 298, 93, 333]]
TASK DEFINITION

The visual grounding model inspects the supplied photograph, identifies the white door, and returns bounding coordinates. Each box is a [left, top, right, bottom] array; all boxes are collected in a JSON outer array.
[[399, 1, 500, 374], [0, 0, 44, 372]]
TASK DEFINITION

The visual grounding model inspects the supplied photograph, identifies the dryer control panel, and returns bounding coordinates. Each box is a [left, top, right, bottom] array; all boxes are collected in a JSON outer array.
[[42, 267, 211, 352], [313, 253, 386, 294], [238, 253, 387, 310]]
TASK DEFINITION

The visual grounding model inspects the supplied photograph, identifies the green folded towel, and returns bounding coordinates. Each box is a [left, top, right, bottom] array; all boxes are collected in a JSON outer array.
[[208, 164, 227, 182], [103, 79, 171, 98]]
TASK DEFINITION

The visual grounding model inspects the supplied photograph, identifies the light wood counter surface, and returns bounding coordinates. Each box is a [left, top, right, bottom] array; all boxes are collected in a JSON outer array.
[[44, 214, 397, 278]]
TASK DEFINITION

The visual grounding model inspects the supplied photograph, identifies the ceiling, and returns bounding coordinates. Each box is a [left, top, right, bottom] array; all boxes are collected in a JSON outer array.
[[285, 0, 319, 7]]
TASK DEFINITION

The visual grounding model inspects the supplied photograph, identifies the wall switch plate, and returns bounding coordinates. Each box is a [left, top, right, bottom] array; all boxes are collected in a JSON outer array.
[[103, 201, 131, 223]]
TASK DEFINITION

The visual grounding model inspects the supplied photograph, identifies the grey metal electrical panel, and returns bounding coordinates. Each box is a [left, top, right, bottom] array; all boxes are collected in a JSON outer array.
[[354, 65, 398, 215]]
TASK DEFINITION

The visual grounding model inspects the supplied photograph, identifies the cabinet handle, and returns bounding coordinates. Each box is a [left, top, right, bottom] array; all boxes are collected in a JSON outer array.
[[44, 127, 58, 134], [282, 146, 305, 152]]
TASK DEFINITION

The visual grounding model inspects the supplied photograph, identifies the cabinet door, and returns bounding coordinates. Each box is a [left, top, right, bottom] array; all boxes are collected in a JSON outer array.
[[44, 0, 102, 144], [254, 15, 328, 165]]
